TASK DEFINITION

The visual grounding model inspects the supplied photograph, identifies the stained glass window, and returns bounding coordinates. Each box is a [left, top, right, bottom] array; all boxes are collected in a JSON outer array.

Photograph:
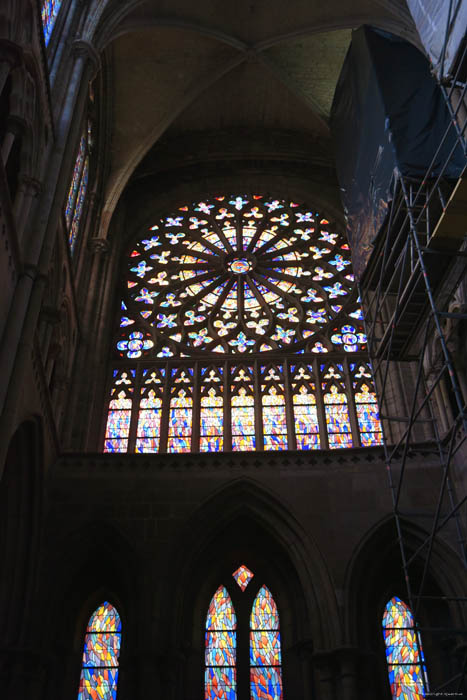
[[65, 123, 91, 254], [200, 366, 224, 452], [136, 368, 165, 453], [105, 194, 385, 454], [351, 363, 383, 447], [205, 586, 237, 700], [232, 565, 254, 591], [250, 586, 283, 700], [167, 368, 193, 453], [78, 601, 121, 700], [291, 364, 320, 449], [383, 597, 428, 700], [103, 370, 135, 453], [321, 363, 353, 449], [41, 0, 62, 45], [231, 366, 255, 451], [261, 365, 288, 451], [117, 196, 360, 358]]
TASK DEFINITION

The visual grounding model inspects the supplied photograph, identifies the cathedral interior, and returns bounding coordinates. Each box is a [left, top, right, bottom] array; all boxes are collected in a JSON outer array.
[[0, 1, 466, 699]]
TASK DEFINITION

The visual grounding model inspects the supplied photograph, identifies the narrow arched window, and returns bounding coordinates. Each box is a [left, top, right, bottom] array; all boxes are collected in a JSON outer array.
[[167, 367, 193, 452], [250, 586, 283, 700], [382, 596, 428, 699], [261, 365, 288, 450], [41, 0, 62, 46], [205, 586, 237, 700], [65, 120, 92, 254], [200, 366, 224, 451], [78, 601, 121, 700]]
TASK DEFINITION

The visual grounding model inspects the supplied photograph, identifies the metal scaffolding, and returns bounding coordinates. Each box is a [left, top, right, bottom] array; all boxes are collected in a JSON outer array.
[[359, 33, 467, 698]]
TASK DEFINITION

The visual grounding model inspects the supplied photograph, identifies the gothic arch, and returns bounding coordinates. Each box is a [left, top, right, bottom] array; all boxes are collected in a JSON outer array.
[[172, 478, 340, 651], [344, 516, 466, 697], [0, 417, 43, 645]]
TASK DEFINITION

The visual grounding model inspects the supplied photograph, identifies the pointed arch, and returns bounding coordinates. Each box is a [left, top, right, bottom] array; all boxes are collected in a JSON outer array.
[[205, 586, 237, 700], [78, 601, 122, 700], [382, 596, 427, 700], [250, 585, 283, 700]]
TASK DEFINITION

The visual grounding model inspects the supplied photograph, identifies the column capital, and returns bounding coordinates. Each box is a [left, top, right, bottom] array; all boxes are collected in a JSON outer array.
[[89, 237, 110, 255], [18, 175, 42, 195], [72, 38, 101, 78]]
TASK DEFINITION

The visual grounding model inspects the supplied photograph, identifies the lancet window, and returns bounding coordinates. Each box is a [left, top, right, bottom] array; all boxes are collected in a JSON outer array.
[[65, 120, 92, 253], [205, 566, 283, 700], [382, 597, 428, 700], [104, 194, 383, 453], [77, 601, 121, 700]]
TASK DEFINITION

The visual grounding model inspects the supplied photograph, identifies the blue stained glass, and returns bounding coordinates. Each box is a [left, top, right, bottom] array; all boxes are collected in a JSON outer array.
[[205, 588, 237, 700], [250, 667, 282, 700], [205, 667, 236, 700], [383, 597, 427, 700], [69, 157, 89, 253], [78, 603, 121, 700], [41, 0, 62, 45]]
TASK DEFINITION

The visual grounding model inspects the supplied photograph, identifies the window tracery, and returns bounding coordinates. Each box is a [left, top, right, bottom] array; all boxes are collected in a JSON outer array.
[[105, 195, 383, 453], [383, 597, 428, 700], [78, 601, 121, 700], [205, 568, 283, 700]]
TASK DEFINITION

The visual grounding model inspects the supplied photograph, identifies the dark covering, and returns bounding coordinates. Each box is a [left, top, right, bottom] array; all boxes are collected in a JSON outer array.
[[330, 26, 465, 279], [406, 0, 467, 80]]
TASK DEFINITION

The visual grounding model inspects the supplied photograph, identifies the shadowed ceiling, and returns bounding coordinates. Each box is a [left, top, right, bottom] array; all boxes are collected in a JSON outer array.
[[94, 0, 420, 232]]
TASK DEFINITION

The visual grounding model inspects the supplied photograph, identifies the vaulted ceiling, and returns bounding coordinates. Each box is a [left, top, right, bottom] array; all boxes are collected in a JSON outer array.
[[92, 0, 420, 234]]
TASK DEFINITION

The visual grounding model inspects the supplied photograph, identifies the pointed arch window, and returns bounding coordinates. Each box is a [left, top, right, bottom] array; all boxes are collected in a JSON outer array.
[[41, 0, 62, 46], [205, 567, 283, 700], [78, 601, 121, 700], [65, 121, 92, 254], [382, 596, 428, 700], [250, 586, 283, 700], [205, 586, 237, 700]]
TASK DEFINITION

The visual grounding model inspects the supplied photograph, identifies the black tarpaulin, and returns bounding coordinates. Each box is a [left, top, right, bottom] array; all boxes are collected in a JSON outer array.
[[330, 26, 465, 279]]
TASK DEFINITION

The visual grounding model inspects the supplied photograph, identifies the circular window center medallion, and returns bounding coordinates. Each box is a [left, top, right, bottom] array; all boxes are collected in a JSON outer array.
[[228, 258, 252, 274]]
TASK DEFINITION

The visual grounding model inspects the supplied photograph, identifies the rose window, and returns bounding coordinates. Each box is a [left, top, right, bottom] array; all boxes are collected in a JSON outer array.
[[105, 195, 384, 454], [117, 195, 366, 358]]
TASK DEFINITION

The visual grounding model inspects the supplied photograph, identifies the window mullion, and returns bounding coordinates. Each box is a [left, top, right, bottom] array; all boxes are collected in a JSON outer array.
[[343, 356, 361, 447], [192, 361, 200, 451], [314, 357, 329, 449], [224, 360, 232, 452], [283, 358, 296, 450], [159, 361, 171, 453], [254, 358, 264, 451]]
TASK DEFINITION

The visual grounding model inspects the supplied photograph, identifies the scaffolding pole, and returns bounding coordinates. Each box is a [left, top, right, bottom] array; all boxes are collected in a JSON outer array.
[[360, 34, 467, 697]]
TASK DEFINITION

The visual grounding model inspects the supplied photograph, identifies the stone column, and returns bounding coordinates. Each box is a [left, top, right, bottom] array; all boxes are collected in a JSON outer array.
[[0, 40, 22, 97], [61, 236, 110, 449], [13, 175, 41, 243], [0, 37, 100, 472]]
